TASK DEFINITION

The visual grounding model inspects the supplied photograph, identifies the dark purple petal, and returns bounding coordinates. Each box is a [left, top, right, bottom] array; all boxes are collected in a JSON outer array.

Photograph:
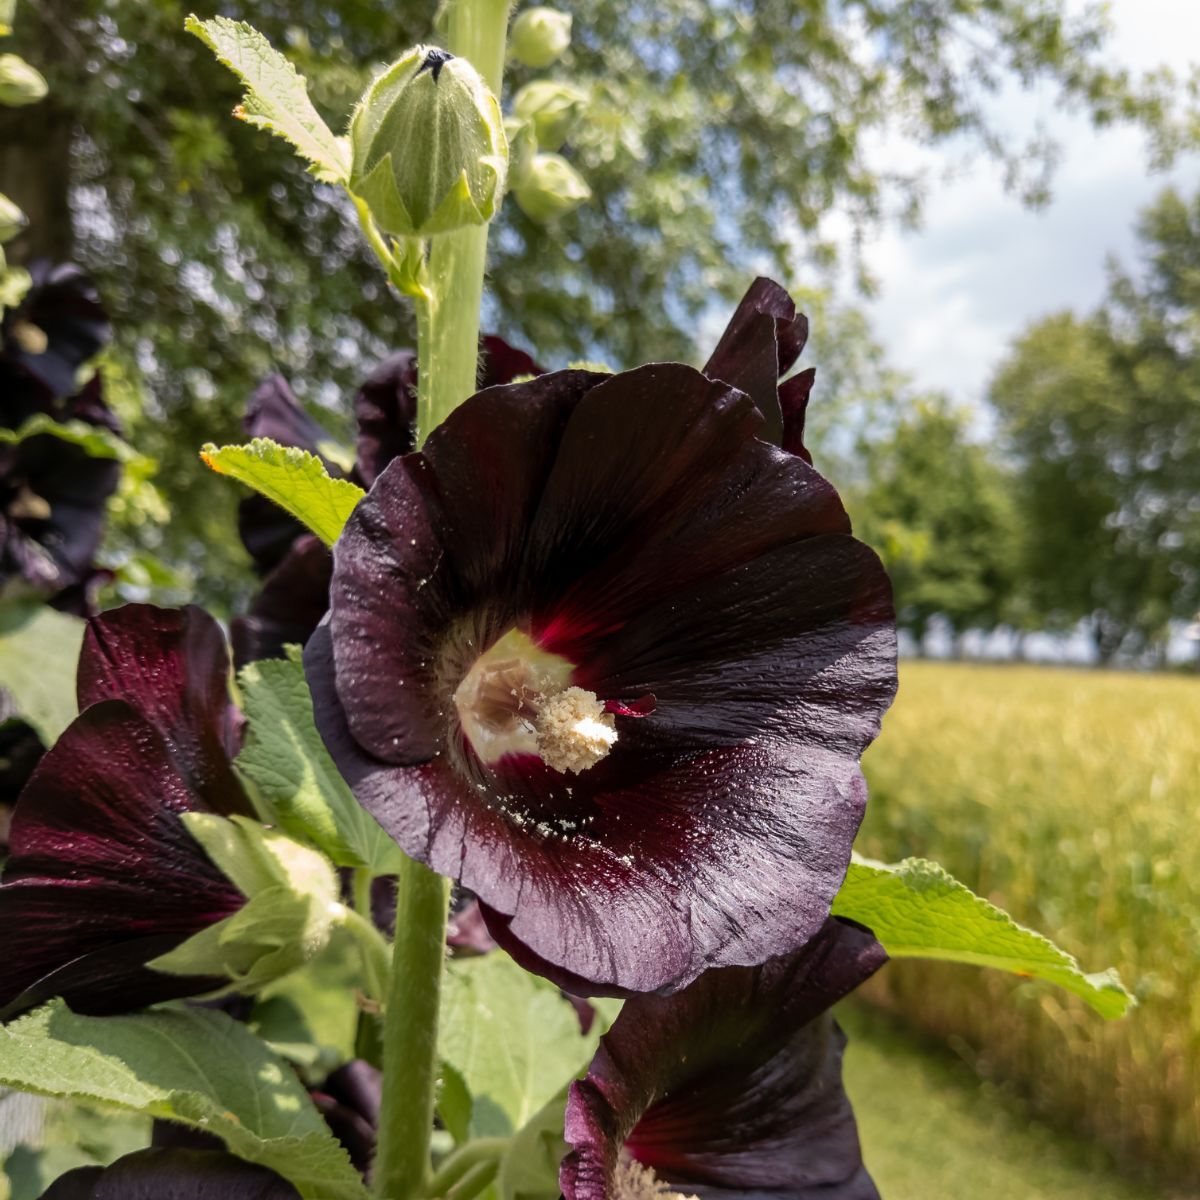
[[561, 919, 885, 1200], [479, 334, 544, 387], [446, 896, 497, 954], [780, 368, 817, 464], [702, 278, 808, 444], [231, 534, 333, 666], [42, 1149, 300, 1199], [311, 1060, 381, 1174], [0, 263, 109, 403], [310, 334, 896, 996], [243, 374, 332, 453], [77, 604, 250, 816], [352, 351, 418, 489], [0, 700, 244, 1019], [0, 708, 44, 850]]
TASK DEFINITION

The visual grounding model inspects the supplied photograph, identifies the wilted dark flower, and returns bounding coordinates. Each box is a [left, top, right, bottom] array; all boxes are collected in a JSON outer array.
[[0, 606, 253, 1019], [561, 919, 886, 1200], [42, 1148, 300, 1199], [233, 338, 541, 664], [307, 279, 896, 996], [0, 264, 120, 608]]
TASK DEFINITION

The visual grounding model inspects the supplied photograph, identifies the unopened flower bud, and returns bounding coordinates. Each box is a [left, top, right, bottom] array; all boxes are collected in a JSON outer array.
[[0, 54, 47, 107], [0, 193, 25, 244], [504, 116, 538, 188], [510, 7, 572, 69], [349, 45, 507, 239], [151, 814, 340, 993], [513, 80, 587, 152], [514, 152, 591, 223]]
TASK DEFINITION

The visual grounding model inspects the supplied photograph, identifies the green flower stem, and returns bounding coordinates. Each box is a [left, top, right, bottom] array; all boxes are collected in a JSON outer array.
[[445, 1161, 500, 1200], [373, 857, 452, 1199], [427, 1138, 508, 1196], [416, 0, 511, 444], [334, 897, 389, 1006]]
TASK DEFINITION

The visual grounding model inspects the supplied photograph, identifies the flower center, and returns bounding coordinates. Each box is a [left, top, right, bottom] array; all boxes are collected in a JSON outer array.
[[453, 628, 617, 775], [612, 1159, 699, 1200]]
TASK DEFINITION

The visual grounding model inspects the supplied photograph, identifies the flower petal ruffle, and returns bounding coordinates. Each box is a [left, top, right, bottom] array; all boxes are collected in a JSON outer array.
[[43, 1148, 300, 1199]]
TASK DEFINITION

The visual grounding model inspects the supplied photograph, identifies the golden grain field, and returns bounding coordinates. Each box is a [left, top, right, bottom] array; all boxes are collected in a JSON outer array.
[[856, 661, 1200, 1183]]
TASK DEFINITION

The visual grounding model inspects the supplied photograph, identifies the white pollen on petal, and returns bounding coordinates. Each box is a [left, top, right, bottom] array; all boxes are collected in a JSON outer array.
[[611, 1159, 699, 1200], [534, 686, 617, 775]]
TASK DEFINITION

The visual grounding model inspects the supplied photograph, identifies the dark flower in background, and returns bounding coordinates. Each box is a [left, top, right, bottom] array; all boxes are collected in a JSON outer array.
[[233, 336, 541, 665], [42, 1148, 300, 1199], [0, 262, 121, 610], [0, 605, 252, 1020], [561, 919, 887, 1200], [307, 279, 897, 996], [0, 687, 45, 853]]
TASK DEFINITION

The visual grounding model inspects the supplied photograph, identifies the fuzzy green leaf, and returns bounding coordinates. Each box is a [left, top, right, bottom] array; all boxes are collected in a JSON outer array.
[[184, 15, 349, 183], [0, 1001, 368, 1199], [0, 605, 83, 744], [833, 855, 1134, 1018], [438, 954, 601, 1139], [237, 647, 402, 872], [200, 438, 364, 547]]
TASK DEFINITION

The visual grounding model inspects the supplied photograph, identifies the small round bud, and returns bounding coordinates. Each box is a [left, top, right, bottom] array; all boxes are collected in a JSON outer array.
[[514, 152, 591, 223], [504, 116, 538, 188], [0, 193, 25, 244], [513, 80, 587, 153], [0, 54, 47, 107], [349, 45, 508, 239], [510, 7, 572, 69]]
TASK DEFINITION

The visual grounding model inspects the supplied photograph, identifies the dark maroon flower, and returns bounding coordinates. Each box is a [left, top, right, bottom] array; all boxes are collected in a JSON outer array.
[[0, 605, 252, 1020], [234, 337, 543, 664], [42, 1148, 300, 1199], [0, 688, 44, 852], [306, 291, 896, 996], [561, 919, 886, 1200], [310, 1059, 382, 1176]]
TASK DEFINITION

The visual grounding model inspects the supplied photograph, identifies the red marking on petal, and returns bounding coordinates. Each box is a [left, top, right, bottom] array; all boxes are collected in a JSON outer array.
[[604, 695, 656, 718]]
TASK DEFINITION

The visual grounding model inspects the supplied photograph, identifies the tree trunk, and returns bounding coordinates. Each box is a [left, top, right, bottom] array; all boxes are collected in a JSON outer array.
[[0, 1, 75, 265]]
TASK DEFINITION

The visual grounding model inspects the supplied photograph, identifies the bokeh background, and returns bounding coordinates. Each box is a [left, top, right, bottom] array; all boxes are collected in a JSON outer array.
[[1, 1, 1197, 1196]]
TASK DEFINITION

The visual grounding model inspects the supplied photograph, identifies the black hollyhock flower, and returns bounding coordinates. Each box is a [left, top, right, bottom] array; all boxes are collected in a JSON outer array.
[[42, 1148, 300, 1199], [310, 1059, 382, 1176], [1, 264, 121, 608], [233, 337, 542, 664], [306, 282, 896, 997], [560, 919, 886, 1200], [0, 605, 254, 1020], [0, 688, 45, 853]]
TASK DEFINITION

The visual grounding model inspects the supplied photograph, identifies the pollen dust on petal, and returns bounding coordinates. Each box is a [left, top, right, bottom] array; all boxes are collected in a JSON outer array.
[[611, 1159, 699, 1200], [533, 686, 617, 775]]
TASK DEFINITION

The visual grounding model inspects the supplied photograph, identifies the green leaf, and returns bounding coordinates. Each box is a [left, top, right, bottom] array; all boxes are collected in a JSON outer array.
[[237, 647, 403, 872], [438, 954, 600, 1138], [200, 438, 364, 547], [833, 855, 1134, 1018], [0, 1001, 368, 1200], [184, 16, 349, 183], [495, 1092, 569, 1200], [0, 414, 150, 470], [0, 605, 83, 743]]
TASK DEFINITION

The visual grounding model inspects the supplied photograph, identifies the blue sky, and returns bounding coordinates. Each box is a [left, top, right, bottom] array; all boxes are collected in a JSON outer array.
[[844, 0, 1200, 408]]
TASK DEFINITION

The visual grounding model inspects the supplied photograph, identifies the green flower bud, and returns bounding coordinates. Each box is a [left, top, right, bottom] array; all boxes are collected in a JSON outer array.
[[514, 152, 591, 223], [504, 116, 538, 189], [512, 80, 587, 153], [0, 53, 47, 106], [510, 7, 572, 69], [0, 192, 24, 243], [349, 45, 507, 239], [150, 813, 341, 994]]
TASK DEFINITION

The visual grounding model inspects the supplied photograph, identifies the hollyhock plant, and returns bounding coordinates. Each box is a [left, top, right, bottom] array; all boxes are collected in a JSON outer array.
[[0, 604, 335, 1019], [307, 281, 897, 997], [561, 918, 887, 1200], [233, 336, 541, 663]]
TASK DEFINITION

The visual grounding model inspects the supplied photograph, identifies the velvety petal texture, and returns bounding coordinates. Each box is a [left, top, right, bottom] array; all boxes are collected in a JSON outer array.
[[561, 919, 886, 1200], [308, 290, 896, 996], [42, 1149, 300, 1199], [235, 336, 542, 664], [0, 604, 251, 1019]]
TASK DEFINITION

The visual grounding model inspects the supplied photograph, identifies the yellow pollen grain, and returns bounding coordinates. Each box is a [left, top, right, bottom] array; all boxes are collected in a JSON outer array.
[[534, 685, 617, 774], [611, 1159, 699, 1200]]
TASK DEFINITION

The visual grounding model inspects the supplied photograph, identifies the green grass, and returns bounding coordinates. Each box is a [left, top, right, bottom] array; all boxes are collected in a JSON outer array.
[[856, 661, 1200, 1182], [840, 1005, 1164, 1200]]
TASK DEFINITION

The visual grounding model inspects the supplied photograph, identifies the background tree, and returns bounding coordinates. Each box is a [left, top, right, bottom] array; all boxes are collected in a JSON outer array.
[[0, 0, 1195, 608]]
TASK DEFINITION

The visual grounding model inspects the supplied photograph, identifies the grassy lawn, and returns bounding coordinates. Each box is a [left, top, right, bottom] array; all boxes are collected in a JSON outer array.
[[840, 1004, 1166, 1200]]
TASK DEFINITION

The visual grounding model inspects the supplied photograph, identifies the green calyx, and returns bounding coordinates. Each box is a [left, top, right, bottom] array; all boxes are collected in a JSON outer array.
[[512, 80, 586, 152], [0, 53, 46, 106], [349, 44, 507, 239], [150, 813, 341, 993]]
